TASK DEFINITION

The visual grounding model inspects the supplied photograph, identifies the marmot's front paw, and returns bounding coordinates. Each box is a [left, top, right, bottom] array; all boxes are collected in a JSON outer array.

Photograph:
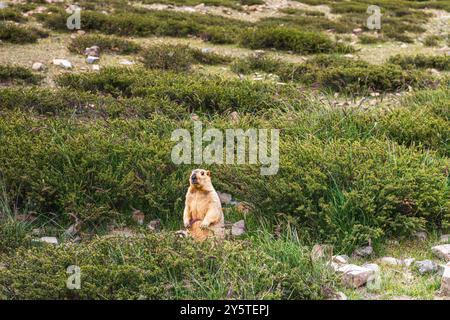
[[200, 221, 209, 229]]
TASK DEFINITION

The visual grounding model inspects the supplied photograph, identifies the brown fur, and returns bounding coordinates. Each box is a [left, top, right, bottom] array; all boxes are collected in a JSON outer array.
[[183, 169, 224, 241]]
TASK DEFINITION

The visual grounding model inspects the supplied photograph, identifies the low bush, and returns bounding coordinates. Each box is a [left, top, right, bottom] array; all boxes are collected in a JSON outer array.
[[0, 65, 42, 85], [0, 110, 447, 250], [0, 7, 26, 22], [140, 44, 231, 71], [359, 34, 387, 44], [423, 35, 442, 47], [56, 67, 299, 113], [231, 54, 432, 93], [0, 22, 48, 44], [0, 233, 335, 299], [68, 34, 141, 55], [388, 54, 450, 71], [240, 26, 353, 54]]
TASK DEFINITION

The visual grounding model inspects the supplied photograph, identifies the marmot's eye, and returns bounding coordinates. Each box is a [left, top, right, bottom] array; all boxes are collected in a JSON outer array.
[[201, 171, 204, 175]]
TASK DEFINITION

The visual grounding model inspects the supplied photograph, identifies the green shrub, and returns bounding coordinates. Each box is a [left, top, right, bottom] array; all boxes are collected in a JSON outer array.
[[0, 233, 335, 299], [0, 87, 185, 119], [0, 22, 48, 44], [140, 44, 230, 71], [423, 35, 442, 47], [359, 34, 387, 44], [231, 54, 432, 93], [56, 67, 298, 113], [0, 65, 42, 84], [388, 54, 450, 71], [240, 26, 353, 54], [68, 34, 141, 55], [0, 7, 26, 22]]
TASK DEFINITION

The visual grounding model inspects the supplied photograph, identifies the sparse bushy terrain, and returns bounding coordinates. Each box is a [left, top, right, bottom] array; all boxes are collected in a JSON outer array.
[[0, 0, 449, 301]]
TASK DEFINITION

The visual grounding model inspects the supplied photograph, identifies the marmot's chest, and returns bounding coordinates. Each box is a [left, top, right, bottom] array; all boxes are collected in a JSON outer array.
[[188, 193, 213, 219]]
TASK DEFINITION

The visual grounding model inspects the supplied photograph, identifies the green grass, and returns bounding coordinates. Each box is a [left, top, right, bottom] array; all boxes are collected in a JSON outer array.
[[389, 54, 450, 71]]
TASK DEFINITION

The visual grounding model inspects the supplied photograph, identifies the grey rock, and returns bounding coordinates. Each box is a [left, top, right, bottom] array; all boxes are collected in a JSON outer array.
[[53, 59, 72, 69], [217, 191, 232, 205], [353, 245, 373, 258], [432, 244, 450, 262], [441, 264, 450, 296], [362, 263, 380, 273], [147, 219, 161, 232], [231, 220, 245, 236], [415, 260, 438, 274], [332, 255, 349, 265], [413, 231, 427, 241], [402, 258, 415, 267], [32, 62, 44, 71], [440, 234, 450, 243], [379, 256, 402, 266], [86, 55, 99, 64], [336, 264, 374, 288]]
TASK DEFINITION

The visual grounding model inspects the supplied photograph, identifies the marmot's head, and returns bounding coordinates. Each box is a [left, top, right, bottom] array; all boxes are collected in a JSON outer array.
[[189, 169, 213, 190]]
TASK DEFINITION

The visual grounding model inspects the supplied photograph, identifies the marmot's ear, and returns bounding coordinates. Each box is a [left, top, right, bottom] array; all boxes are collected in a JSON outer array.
[[206, 170, 211, 177]]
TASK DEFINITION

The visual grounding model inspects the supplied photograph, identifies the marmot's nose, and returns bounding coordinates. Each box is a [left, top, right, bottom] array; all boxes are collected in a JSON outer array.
[[191, 174, 197, 181]]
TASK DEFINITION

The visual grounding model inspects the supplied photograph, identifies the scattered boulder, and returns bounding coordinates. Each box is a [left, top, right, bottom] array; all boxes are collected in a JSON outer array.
[[332, 255, 349, 265], [352, 28, 363, 34], [86, 55, 99, 64], [440, 234, 450, 243], [92, 64, 100, 71], [441, 263, 450, 296], [84, 45, 100, 57], [379, 256, 402, 266], [415, 260, 438, 274], [64, 223, 81, 238], [413, 231, 427, 241], [147, 219, 161, 232], [231, 220, 245, 236], [132, 209, 145, 225], [32, 62, 44, 71], [402, 258, 415, 267], [432, 244, 450, 262], [120, 59, 134, 65], [362, 263, 380, 274], [337, 264, 374, 288], [53, 59, 72, 69], [217, 191, 232, 205], [311, 244, 333, 262], [37, 236, 58, 245], [352, 245, 373, 258], [331, 291, 347, 300]]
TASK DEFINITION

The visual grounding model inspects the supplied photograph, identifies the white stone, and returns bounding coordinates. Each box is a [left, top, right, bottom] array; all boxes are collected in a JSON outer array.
[[53, 59, 72, 69], [217, 191, 232, 205], [362, 263, 380, 273], [332, 255, 349, 265], [38, 236, 58, 245], [402, 258, 415, 267], [86, 56, 99, 64], [32, 62, 44, 71], [92, 64, 100, 71], [120, 59, 134, 65], [231, 220, 245, 236], [337, 264, 374, 288], [441, 265, 450, 296], [379, 256, 402, 266], [432, 244, 450, 262]]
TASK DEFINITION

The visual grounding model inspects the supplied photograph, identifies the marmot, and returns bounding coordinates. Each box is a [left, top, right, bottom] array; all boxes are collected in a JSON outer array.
[[183, 169, 224, 241]]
